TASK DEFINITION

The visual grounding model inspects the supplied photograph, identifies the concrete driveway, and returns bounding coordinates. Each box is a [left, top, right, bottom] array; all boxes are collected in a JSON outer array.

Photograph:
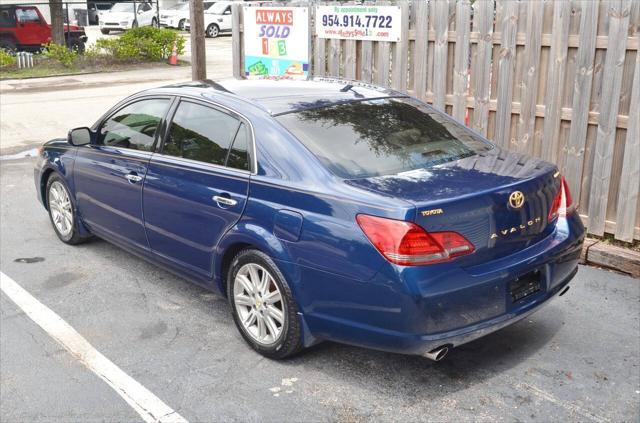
[[0, 35, 231, 155]]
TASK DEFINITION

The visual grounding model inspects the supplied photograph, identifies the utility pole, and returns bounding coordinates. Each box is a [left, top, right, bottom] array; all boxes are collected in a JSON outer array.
[[49, 0, 65, 45], [189, 0, 206, 80]]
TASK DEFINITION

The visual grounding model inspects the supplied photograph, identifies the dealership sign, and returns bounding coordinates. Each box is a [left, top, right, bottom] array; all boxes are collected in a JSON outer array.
[[316, 5, 402, 42], [243, 7, 309, 80]]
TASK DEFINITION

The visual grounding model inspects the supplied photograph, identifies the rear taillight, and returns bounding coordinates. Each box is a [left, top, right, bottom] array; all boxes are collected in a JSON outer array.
[[548, 176, 575, 222], [356, 214, 474, 266]]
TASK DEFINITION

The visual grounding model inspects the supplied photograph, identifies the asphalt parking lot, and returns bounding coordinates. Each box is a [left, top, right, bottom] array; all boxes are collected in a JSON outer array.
[[1, 154, 639, 422]]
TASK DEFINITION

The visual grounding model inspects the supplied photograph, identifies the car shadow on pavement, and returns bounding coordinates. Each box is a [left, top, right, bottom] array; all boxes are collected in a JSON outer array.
[[16, 226, 564, 402], [283, 308, 564, 397], [80, 235, 563, 371]]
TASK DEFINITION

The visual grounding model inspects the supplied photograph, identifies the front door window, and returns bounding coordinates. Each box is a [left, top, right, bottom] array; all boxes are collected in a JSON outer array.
[[100, 99, 170, 151]]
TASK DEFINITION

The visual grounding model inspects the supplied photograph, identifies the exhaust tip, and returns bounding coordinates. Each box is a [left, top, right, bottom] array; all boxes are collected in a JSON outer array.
[[424, 346, 449, 361], [559, 285, 571, 297]]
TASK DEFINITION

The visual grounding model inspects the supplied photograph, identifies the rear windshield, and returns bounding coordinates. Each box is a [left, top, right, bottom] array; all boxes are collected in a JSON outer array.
[[276, 98, 492, 179]]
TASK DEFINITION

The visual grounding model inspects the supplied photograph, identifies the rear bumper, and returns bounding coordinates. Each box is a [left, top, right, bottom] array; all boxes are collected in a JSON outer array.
[[298, 214, 585, 355]]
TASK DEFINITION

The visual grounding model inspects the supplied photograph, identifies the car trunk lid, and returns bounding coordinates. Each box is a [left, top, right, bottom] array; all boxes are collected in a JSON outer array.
[[345, 148, 561, 267]]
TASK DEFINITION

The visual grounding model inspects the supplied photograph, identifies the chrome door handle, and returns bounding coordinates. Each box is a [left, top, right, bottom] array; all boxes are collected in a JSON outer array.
[[212, 195, 237, 207], [125, 174, 143, 183]]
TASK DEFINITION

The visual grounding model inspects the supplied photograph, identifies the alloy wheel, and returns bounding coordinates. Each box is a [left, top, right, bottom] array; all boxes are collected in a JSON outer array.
[[48, 181, 73, 237], [233, 263, 285, 346]]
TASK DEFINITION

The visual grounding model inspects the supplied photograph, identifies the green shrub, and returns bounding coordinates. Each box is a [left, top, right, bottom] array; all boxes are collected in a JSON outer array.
[[96, 27, 185, 61], [0, 49, 16, 68], [43, 43, 77, 68], [82, 44, 103, 60]]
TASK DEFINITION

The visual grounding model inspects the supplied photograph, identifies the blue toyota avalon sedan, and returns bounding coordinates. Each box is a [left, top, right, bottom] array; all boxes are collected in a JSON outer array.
[[34, 78, 584, 360]]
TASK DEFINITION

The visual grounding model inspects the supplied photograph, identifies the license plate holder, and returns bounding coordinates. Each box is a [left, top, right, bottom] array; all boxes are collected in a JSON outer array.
[[509, 270, 541, 303]]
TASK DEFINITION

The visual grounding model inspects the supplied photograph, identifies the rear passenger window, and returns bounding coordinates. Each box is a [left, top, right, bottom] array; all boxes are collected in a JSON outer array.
[[226, 123, 250, 171], [164, 101, 250, 170]]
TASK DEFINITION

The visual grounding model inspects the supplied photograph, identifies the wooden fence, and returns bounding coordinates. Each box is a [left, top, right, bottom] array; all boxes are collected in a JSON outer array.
[[232, 0, 640, 242]]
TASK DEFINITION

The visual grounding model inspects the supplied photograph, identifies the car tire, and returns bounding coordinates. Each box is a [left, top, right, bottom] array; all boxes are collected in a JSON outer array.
[[70, 39, 85, 54], [151, 17, 158, 28], [100, 29, 110, 35], [206, 23, 219, 38], [46, 174, 86, 245], [227, 249, 303, 359], [178, 19, 185, 30], [0, 37, 17, 52], [132, 20, 138, 28]]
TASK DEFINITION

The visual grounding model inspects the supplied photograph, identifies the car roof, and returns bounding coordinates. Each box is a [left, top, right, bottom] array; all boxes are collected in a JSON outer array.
[[152, 78, 406, 116]]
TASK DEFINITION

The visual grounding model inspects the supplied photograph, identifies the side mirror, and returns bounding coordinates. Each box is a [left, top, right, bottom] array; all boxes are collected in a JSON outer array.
[[138, 9, 144, 14], [67, 127, 93, 146], [224, 10, 231, 15]]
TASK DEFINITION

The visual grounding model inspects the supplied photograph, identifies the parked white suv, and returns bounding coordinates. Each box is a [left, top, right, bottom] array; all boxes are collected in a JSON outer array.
[[159, 2, 189, 29], [99, 1, 158, 34], [161, 1, 216, 30], [185, 1, 232, 38]]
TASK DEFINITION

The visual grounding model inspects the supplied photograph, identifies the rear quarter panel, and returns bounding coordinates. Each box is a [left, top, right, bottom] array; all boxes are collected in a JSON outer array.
[[215, 107, 416, 316]]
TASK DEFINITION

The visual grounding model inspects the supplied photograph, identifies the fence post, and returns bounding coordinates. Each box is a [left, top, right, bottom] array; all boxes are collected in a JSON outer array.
[[586, 0, 633, 236], [516, 0, 544, 155], [432, 0, 449, 110], [614, 49, 640, 242], [563, 0, 599, 203], [452, 0, 471, 122], [413, 0, 429, 101], [493, 0, 518, 149], [471, 0, 494, 137], [391, 1, 409, 92], [541, 0, 571, 164]]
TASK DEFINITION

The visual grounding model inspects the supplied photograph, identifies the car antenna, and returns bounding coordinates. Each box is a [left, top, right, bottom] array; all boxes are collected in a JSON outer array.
[[340, 84, 353, 92], [340, 84, 364, 98]]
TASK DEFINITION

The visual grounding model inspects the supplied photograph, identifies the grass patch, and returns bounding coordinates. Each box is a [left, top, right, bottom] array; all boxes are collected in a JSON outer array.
[[0, 58, 186, 79]]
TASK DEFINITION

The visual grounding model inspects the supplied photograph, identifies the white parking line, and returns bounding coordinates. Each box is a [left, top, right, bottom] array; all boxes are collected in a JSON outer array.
[[0, 271, 188, 423], [0, 148, 39, 161]]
